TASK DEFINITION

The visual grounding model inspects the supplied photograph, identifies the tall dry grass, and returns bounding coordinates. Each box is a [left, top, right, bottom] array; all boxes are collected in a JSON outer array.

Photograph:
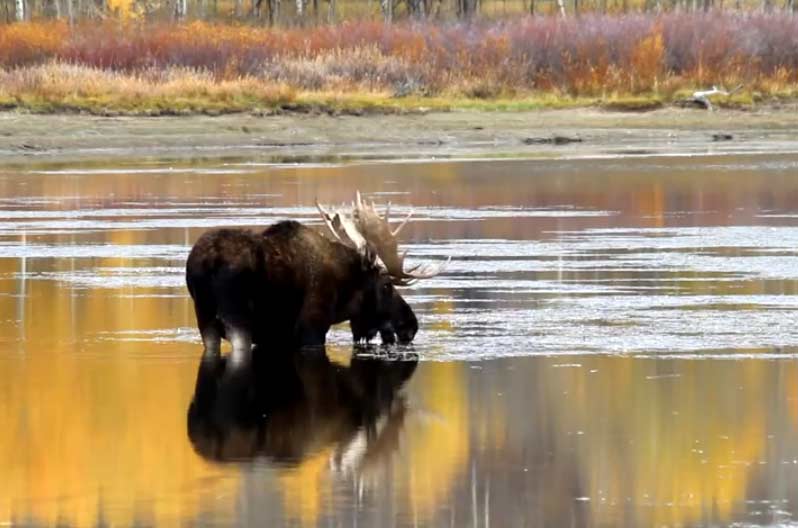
[[0, 63, 295, 112], [1, 14, 797, 111]]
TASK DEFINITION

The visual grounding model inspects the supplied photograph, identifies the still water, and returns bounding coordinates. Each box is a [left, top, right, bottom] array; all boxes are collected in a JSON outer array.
[[2, 154, 798, 527]]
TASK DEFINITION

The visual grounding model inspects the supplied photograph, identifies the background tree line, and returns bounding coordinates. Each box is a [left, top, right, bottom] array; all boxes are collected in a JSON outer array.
[[4, 0, 796, 25]]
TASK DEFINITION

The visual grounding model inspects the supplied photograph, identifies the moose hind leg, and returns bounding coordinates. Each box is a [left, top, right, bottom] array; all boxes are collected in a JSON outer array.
[[201, 323, 222, 359], [226, 326, 252, 368], [193, 296, 223, 359]]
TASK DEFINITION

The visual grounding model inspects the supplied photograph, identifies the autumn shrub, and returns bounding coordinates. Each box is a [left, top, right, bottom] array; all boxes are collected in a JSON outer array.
[[0, 22, 68, 67], [260, 46, 434, 93], [0, 13, 797, 108]]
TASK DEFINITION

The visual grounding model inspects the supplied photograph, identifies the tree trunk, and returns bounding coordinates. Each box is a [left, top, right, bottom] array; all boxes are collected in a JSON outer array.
[[556, 0, 566, 16], [269, 0, 279, 24], [15, 0, 24, 20], [380, 0, 391, 21], [295, 0, 302, 17], [457, 0, 476, 17]]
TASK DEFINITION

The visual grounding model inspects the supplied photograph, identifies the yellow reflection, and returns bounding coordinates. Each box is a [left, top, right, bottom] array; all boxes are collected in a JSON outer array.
[[0, 272, 238, 527], [277, 448, 334, 527], [403, 362, 470, 521], [536, 357, 782, 527]]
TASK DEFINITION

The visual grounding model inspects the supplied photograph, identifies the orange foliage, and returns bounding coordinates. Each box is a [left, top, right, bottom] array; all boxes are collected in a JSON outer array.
[[0, 22, 68, 67], [630, 27, 664, 92]]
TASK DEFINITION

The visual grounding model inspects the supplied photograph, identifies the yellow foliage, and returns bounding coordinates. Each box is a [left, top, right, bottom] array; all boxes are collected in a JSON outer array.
[[630, 28, 665, 93], [107, 0, 139, 18]]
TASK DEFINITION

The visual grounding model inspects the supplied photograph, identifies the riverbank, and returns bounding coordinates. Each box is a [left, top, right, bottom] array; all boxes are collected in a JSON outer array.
[[2, 106, 798, 166], [3, 16, 798, 120]]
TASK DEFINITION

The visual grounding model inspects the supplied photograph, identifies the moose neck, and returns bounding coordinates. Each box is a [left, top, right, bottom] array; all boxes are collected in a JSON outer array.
[[327, 240, 372, 324]]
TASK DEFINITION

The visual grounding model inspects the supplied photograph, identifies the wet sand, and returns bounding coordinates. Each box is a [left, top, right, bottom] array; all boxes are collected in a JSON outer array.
[[2, 107, 798, 165]]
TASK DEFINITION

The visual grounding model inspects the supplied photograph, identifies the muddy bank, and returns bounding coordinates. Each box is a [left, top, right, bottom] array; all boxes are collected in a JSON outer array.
[[1, 107, 798, 166]]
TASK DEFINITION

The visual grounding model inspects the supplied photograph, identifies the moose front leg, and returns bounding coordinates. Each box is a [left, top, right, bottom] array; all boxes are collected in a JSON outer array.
[[294, 301, 332, 349], [379, 328, 397, 345]]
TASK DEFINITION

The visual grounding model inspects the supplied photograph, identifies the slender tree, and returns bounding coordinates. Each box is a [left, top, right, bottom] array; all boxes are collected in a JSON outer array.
[[380, 0, 392, 21]]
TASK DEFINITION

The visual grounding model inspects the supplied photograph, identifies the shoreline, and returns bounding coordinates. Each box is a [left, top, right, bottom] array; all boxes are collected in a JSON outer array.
[[2, 107, 798, 166]]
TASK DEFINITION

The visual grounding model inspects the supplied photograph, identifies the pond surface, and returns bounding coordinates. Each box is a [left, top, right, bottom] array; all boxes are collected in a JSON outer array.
[[3, 154, 798, 527]]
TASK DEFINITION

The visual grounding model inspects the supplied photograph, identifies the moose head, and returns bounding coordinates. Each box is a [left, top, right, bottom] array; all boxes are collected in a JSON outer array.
[[316, 192, 446, 344]]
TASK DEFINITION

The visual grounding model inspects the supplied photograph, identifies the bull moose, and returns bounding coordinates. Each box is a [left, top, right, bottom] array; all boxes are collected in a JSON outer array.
[[185, 193, 443, 366]]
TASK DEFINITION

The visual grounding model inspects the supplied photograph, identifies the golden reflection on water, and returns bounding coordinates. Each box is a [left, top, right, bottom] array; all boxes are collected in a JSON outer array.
[[2, 156, 798, 526]]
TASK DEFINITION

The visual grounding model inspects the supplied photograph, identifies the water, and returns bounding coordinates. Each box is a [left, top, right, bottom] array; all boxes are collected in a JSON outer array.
[[2, 155, 798, 527]]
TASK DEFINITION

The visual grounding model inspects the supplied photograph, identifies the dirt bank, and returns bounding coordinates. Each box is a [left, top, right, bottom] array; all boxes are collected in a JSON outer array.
[[1, 107, 798, 166]]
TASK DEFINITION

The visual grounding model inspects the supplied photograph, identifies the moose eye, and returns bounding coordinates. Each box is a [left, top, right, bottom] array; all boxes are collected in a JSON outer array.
[[382, 283, 393, 294]]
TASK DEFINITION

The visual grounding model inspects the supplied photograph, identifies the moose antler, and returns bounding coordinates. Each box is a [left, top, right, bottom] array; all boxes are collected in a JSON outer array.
[[316, 201, 368, 252], [318, 191, 446, 286]]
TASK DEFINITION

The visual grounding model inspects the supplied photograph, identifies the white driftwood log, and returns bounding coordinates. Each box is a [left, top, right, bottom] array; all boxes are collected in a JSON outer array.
[[689, 84, 742, 111]]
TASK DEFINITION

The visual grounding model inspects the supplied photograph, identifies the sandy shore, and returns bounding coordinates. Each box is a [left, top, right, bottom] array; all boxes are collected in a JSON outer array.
[[1, 107, 798, 166]]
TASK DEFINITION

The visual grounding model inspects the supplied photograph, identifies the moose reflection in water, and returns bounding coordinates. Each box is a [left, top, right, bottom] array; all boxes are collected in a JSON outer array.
[[187, 345, 417, 468], [186, 193, 442, 367]]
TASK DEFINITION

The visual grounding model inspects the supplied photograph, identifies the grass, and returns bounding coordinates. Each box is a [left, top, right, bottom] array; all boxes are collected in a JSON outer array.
[[1, 15, 798, 115]]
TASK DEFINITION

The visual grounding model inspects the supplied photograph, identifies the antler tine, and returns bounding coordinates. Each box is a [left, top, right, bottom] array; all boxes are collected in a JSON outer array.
[[400, 256, 451, 280], [338, 209, 378, 257], [316, 201, 345, 243], [392, 277, 417, 287], [339, 210, 391, 271], [384, 201, 391, 222], [316, 201, 331, 216], [336, 211, 364, 249], [392, 210, 413, 237]]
